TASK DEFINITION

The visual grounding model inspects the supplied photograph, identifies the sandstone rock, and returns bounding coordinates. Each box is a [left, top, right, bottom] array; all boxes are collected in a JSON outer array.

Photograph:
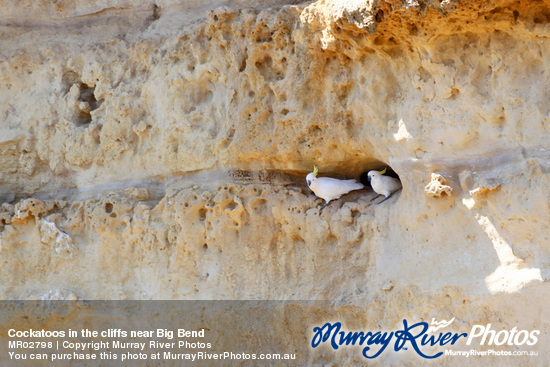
[[0, 0, 549, 364], [40, 289, 79, 301], [425, 172, 453, 197], [124, 187, 150, 201], [39, 220, 74, 259]]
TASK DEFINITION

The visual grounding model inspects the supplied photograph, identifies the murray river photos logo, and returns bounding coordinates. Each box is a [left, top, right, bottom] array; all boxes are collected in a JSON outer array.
[[311, 318, 540, 359]]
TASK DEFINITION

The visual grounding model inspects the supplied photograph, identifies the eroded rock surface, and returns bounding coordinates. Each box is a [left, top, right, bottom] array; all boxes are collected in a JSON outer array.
[[0, 0, 549, 364]]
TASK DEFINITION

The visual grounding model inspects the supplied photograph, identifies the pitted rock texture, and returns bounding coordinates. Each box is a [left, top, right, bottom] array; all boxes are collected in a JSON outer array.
[[425, 172, 453, 197], [0, 0, 549, 365]]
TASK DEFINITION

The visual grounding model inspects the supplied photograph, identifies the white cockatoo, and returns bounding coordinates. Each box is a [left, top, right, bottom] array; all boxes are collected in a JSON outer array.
[[367, 168, 402, 204], [306, 166, 364, 210]]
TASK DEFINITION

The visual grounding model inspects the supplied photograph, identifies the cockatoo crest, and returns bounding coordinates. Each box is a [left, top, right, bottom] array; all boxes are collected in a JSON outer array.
[[313, 165, 319, 177], [379, 167, 387, 175]]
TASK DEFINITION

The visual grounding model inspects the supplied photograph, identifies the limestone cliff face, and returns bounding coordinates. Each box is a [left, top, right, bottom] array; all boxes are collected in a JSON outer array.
[[0, 0, 549, 364]]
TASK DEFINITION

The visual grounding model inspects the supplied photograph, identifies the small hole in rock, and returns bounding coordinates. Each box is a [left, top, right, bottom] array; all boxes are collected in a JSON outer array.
[[78, 83, 98, 110], [74, 82, 100, 126], [225, 200, 238, 211], [105, 203, 113, 213], [239, 58, 246, 72], [151, 4, 160, 20]]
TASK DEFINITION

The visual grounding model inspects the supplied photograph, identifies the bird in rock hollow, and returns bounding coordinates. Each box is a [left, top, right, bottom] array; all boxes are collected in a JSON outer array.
[[367, 168, 402, 204], [306, 165, 365, 211]]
